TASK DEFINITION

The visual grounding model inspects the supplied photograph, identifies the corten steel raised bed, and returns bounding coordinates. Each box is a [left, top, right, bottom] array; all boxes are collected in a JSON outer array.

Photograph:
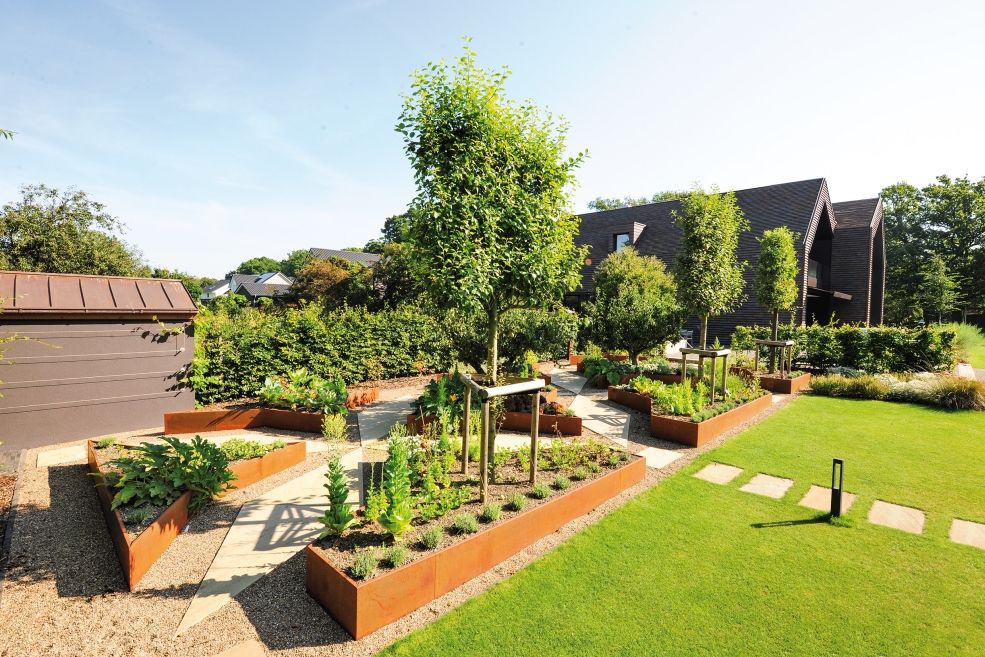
[[755, 372, 812, 394], [576, 361, 587, 373], [607, 386, 653, 415], [649, 393, 773, 447], [346, 388, 380, 408], [165, 407, 324, 434], [405, 414, 466, 435], [87, 439, 305, 589], [569, 354, 584, 367], [306, 456, 645, 639], [499, 411, 582, 436], [596, 372, 680, 388]]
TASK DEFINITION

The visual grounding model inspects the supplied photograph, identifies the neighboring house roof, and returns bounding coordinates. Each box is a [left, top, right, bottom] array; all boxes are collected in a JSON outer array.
[[226, 272, 295, 300], [236, 281, 293, 299], [201, 279, 230, 294], [0, 270, 198, 320], [309, 248, 381, 265]]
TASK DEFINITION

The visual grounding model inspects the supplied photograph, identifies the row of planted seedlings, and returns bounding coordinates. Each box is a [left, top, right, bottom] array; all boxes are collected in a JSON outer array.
[[306, 371, 645, 639], [605, 348, 772, 447]]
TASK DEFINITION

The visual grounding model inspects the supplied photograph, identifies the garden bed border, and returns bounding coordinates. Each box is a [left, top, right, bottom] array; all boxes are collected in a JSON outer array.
[[649, 393, 773, 447], [498, 411, 582, 436], [305, 455, 646, 639]]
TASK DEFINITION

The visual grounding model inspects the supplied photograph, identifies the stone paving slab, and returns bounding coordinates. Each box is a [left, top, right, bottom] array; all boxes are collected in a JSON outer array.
[[174, 447, 362, 636], [740, 473, 794, 499], [568, 395, 630, 446], [798, 485, 857, 513], [357, 395, 415, 445], [868, 500, 925, 534], [36, 444, 86, 467], [636, 447, 683, 469], [949, 519, 985, 549], [956, 363, 977, 380], [548, 368, 588, 394], [214, 639, 265, 657], [493, 434, 557, 450], [693, 462, 743, 485]]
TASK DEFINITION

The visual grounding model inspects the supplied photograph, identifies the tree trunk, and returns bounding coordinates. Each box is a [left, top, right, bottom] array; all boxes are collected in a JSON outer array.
[[698, 315, 708, 380], [631, 351, 639, 366], [485, 305, 499, 483], [770, 311, 779, 374]]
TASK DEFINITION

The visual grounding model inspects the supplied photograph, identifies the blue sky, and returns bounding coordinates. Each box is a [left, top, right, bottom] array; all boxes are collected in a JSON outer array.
[[2, 0, 983, 278]]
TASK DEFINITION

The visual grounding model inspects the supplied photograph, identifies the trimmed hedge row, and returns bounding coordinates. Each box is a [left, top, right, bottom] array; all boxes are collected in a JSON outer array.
[[731, 324, 956, 373]]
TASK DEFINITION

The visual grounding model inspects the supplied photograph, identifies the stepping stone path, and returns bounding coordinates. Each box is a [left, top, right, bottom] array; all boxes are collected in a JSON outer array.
[[636, 446, 683, 469], [548, 368, 588, 395], [798, 484, 857, 513], [693, 462, 743, 485], [494, 434, 557, 450], [868, 500, 925, 534], [740, 474, 794, 499], [950, 519, 985, 550], [214, 640, 265, 657], [568, 395, 630, 446], [357, 395, 415, 446], [174, 447, 363, 636]]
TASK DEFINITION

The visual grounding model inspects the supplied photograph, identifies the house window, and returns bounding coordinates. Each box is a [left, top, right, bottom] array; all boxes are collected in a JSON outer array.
[[613, 233, 631, 252]]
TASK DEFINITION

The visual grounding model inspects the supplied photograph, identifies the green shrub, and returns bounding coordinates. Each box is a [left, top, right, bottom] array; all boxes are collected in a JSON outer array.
[[352, 551, 377, 580], [96, 436, 116, 449], [571, 466, 589, 481], [219, 438, 270, 461], [322, 412, 348, 442], [826, 366, 863, 378], [384, 545, 408, 568], [588, 462, 601, 474], [453, 513, 479, 534], [928, 376, 985, 411], [377, 434, 414, 541], [809, 375, 889, 399], [530, 482, 551, 499], [480, 503, 502, 522], [553, 475, 570, 490], [257, 368, 348, 415], [420, 525, 444, 550], [506, 491, 527, 511], [317, 456, 358, 540]]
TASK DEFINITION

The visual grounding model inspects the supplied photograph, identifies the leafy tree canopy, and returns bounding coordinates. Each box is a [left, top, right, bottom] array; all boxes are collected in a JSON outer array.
[[583, 247, 682, 365], [280, 249, 311, 278], [755, 226, 800, 338], [226, 256, 281, 279], [919, 254, 962, 324], [292, 256, 374, 311], [397, 40, 587, 381], [0, 184, 144, 276], [587, 191, 686, 212]]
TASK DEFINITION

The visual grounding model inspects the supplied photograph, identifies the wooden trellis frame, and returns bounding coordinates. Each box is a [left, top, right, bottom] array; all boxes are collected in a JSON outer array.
[[679, 347, 730, 404], [754, 339, 795, 379]]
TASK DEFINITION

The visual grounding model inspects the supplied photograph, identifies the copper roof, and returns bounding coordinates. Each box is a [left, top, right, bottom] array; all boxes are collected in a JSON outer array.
[[0, 271, 198, 320]]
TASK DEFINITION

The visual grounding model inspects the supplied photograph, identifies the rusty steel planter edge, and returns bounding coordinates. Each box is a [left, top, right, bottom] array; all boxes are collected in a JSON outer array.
[[305, 456, 646, 639], [649, 393, 774, 447]]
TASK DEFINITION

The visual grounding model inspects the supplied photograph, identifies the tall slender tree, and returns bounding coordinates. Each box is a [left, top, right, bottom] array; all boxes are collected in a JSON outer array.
[[755, 227, 799, 371], [919, 254, 962, 324], [397, 41, 587, 383]]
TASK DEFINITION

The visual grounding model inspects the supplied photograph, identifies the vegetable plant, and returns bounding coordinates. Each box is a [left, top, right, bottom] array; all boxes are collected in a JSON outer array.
[[318, 455, 358, 543], [257, 368, 348, 415], [377, 434, 414, 541], [453, 513, 479, 534]]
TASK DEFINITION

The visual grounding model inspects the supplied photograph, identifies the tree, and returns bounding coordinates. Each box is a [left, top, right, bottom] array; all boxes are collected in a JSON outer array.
[[919, 254, 962, 324], [587, 190, 686, 212], [280, 250, 311, 278], [880, 182, 926, 325], [397, 42, 587, 383], [292, 256, 374, 310], [583, 247, 682, 365], [146, 267, 216, 302], [226, 256, 280, 279], [373, 241, 425, 306], [673, 185, 749, 354], [0, 184, 144, 276], [755, 226, 799, 372], [0, 129, 13, 140], [364, 213, 413, 253]]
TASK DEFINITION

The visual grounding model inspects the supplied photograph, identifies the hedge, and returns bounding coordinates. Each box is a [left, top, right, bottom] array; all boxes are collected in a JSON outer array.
[[190, 303, 577, 405], [730, 324, 956, 373]]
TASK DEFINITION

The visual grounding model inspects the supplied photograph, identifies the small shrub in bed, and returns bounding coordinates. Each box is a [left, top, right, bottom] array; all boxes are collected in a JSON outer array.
[[321, 413, 348, 442], [572, 466, 589, 481], [531, 482, 551, 499], [96, 436, 116, 449], [928, 377, 985, 411], [809, 375, 890, 400], [219, 438, 270, 461], [588, 462, 601, 474], [607, 452, 623, 467], [352, 551, 377, 580], [454, 513, 479, 534], [480, 503, 502, 522], [383, 545, 408, 568], [420, 526, 444, 550], [506, 491, 527, 511], [553, 475, 570, 490]]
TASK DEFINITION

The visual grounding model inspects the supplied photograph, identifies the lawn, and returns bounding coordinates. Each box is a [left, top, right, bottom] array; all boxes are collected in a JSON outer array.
[[383, 395, 985, 656], [966, 343, 985, 369]]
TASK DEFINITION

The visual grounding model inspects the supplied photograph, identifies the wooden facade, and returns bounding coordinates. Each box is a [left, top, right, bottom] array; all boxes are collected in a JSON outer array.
[[569, 179, 886, 345]]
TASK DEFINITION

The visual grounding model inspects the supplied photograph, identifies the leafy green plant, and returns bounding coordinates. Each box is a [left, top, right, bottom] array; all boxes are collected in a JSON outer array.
[[453, 513, 479, 534], [588, 462, 601, 474], [257, 368, 349, 415], [384, 544, 408, 568], [607, 452, 623, 467], [377, 435, 414, 541], [317, 455, 358, 542], [506, 491, 527, 511], [352, 551, 377, 580], [480, 503, 502, 522], [421, 526, 444, 550], [219, 438, 271, 461], [96, 436, 117, 449], [364, 475, 387, 523], [321, 412, 348, 441], [572, 467, 589, 481], [553, 475, 570, 490], [126, 508, 150, 525], [531, 482, 551, 499]]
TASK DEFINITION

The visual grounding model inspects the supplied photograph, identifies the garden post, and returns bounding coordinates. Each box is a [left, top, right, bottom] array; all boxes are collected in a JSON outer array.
[[461, 386, 471, 474], [721, 352, 728, 400], [709, 356, 717, 404], [529, 390, 540, 483], [479, 399, 490, 503], [754, 347, 759, 374]]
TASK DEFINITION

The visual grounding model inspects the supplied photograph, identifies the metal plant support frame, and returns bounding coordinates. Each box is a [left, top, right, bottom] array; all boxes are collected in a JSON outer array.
[[457, 372, 546, 503], [679, 348, 730, 404], [753, 339, 795, 379]]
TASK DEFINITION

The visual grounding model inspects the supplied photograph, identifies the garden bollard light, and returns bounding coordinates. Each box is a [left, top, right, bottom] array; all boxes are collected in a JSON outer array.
[[831, 458, 844, 517]]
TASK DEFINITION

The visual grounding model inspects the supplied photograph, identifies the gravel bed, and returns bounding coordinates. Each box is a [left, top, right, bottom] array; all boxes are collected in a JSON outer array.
[[0, 388, 799, 655], [0, 474, 15, 555]]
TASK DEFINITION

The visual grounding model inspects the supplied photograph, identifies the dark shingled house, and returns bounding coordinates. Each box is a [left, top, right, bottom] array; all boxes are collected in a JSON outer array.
[[568, 178, 885, 345]]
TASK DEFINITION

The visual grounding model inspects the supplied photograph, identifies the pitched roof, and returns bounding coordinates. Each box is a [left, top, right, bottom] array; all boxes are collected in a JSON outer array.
[[0, 270, 198, 319], [833, 198, 881, 229], [236, 281, 293, 298], [202, 279, 230, 294], [309, 248, 380, 265]]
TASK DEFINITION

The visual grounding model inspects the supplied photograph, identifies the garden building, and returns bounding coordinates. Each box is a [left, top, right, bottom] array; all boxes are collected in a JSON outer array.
[[0, 270, 197, 451], [569, 178, 885, 344]]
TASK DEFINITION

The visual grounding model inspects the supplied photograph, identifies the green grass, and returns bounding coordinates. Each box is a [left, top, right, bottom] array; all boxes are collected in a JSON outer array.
[[966, 344, 985, 369], [383, 396, 985, 656]]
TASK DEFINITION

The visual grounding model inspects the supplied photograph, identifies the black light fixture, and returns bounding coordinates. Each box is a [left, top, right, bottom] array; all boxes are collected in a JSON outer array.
[[831, 458, 844, 517]]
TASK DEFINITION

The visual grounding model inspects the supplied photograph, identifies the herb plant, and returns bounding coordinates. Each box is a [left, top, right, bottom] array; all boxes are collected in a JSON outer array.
[[480, 503, 502, 522], [421, 526, 444, 550], [553, 475, 570, 490], [506, 491, 526, 511], [321, 413, 348, 441], [453, 513, 479, 534], [384, 545, 408, 568], [352, 551, 377, 580], [531, 482, 551, 499]]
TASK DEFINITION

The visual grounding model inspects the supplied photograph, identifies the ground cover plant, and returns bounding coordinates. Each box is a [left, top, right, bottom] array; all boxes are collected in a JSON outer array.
[[383, 395, 985, 656], [312, 425, 631, 580]]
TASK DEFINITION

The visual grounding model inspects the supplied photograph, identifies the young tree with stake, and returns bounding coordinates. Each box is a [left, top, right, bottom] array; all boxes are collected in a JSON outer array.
[[755, 226, 800, 371]]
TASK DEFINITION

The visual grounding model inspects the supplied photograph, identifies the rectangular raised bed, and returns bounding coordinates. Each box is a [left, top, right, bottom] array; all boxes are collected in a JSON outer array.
[[756, 372, 812, 394], [88, 438, 305, 589], [607, 386, 652, 415], [569, 354, 584, 367], [165, 407, 324, 434], [499, 411, 582, 436], [649, 393, 773, 447], [306, 456, 646, 639], [597, 372, 680, 388]]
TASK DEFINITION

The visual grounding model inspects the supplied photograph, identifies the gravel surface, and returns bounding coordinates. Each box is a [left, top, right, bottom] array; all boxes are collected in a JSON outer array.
[[0, 474, 15, 556], [0, 388, 799, 656]]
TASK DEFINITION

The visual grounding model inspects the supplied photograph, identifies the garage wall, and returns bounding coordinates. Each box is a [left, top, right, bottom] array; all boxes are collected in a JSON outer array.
[[0, 319, 194, 451]]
